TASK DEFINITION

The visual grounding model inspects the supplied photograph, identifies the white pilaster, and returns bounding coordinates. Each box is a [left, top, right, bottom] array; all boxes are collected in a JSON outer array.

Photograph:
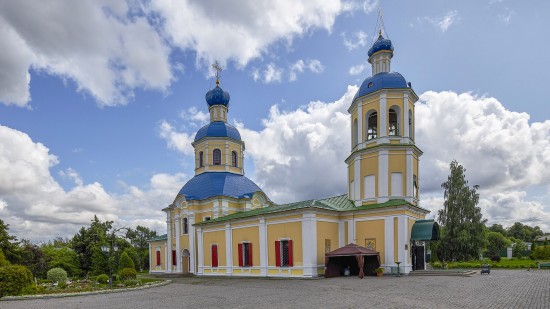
[[301, 212, 318, 277], [213, 200, 219, 219], [166, 211, 172, 273], [397, 216, 410, 274], [222, 200, 229, 216], [338, 221, 345, 247], [354, 158, 361, 206], [205, 143, 209, 172], [259, 218, 268, 276], [406, 149, 414, 203], [149, 243, 152, 273], [380, 92, 387, 137], [357, 103, 363, 146], [175, 215, 181, 273], [197, 226, 204, 275], [384, 217, 395, 267], [403, 92, 410, 139], [225, 223, 233, 274], [225, 141, 229, 171], [347, 219, 356, 244], [378, 149, 389, 203], [188, 214, 196, 274]]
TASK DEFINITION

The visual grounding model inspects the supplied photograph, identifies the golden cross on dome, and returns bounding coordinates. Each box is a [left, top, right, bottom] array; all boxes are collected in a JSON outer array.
[[212, 61, 222, 85]]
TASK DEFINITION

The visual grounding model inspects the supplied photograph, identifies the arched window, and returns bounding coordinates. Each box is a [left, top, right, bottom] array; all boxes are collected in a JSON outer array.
[[213, 149, 221, 165], [352, 118, 358, 146], [413, 175, 418, 199], [182, 217, 188, 234], [231, 151, 238, 167], [367, 112, 378, 140], [199, 151, 204, 167], [389, 108, 399, 136], [408, 109, 413, 140]]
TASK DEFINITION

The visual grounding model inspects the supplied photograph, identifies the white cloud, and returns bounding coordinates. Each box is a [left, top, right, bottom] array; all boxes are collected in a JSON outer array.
[[253, 63, 284, 84], [342, 31, 368, 51], [499, 8, 516, 24], [289, 59, 325, 82], [349, 63, 367, 75], [362, 0, 379, 14], [158, 121, 196, 156], [0, 124, 188, 242], [422, 10, 460, 32], [237, 86, 357, 203], [149, 0, 347, 69], [0, 0, 173, 107]]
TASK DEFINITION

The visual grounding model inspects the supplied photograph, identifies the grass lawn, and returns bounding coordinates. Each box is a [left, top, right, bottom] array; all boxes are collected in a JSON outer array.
[[432, 258, 550, 269]]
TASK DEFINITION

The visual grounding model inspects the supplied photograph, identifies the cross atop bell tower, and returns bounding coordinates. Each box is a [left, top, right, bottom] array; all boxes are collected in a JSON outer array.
[[212, 61, 222, 85]]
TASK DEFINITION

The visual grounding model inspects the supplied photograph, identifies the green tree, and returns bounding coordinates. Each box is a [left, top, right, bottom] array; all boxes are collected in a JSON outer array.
[[0, 219, 20, 263], [436, 160, 487, 261], [17, 239, 48, 278], [126, 226, 157, 270], [118, 251, 135, 271], [488, 224, 507, 236], [42, 243, 81, 277], [507, 222, 544, 243], [486, 231, 511, 256], [512, 240, 528, 258], [0, 249, 10, 267], [70, 216, 113, 275]]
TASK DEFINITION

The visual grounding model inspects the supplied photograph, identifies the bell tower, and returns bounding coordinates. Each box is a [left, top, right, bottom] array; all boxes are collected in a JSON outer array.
[[345, 29, 422, 206]]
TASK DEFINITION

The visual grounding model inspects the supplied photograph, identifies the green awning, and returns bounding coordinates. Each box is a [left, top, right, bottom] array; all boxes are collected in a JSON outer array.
[[411, 219, 440, 241]]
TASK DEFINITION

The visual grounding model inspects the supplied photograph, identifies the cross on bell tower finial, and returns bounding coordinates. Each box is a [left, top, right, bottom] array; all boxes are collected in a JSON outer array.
[[212, 61, 222, 85]]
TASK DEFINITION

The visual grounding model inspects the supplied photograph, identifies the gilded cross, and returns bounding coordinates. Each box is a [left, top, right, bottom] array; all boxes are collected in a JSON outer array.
[[212, 61, 222, 85]]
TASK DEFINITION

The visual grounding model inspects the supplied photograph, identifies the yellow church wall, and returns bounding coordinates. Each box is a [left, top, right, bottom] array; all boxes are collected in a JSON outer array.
[[209, 165, 226, 172], [266, 214, 302, 223], [150, 241, 165, 271], [360, 154, 379, 198], [203, 230, 226, 267], [228, 166, 241, 174], [232, 226, 260, 267], [316, 213, 339, 221], [355, 220, 385, 262], [267, 222, 303, 266], [231, 220, 259, 228], [178, 235, 190, 251], [388, 153, 406, 196], [316, 221, 339, 265]]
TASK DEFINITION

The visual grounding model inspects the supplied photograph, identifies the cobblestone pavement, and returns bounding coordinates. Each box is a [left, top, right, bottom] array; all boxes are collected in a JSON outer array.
[[2, 270, 549, 309]]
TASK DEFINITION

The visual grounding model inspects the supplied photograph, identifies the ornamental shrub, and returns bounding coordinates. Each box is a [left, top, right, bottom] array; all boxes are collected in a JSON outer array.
[[531, 245, 550, 260], [123, 279, 140, 287], [0, 249, 10, 267], [0, 265, 34, 297], [47, 267, 67, 284], [96, 274, 109, 284], [119, 267, 137, 281], [118, 251, 135, 271], [490, 255, 501, 262]]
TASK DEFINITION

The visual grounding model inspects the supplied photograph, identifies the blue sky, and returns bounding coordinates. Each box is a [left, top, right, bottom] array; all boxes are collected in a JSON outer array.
[[1, 0, 549, 242]]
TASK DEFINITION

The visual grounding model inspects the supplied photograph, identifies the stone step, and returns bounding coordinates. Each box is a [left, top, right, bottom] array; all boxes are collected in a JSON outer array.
[[408, 270, 477, 277]]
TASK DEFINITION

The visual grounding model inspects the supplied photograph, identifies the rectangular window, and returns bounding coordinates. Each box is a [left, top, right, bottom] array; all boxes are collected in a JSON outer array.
[[275, 240, 293, 267], [156, 249, 161, 266], [238, 242, 253, 267], [364, 175, 376, 199], [182, 218, 188, 234], [211, 244, 218, 267], [391, 172, 403, 196], [172, 250, 177, 266], [204, 216, 211, 221]]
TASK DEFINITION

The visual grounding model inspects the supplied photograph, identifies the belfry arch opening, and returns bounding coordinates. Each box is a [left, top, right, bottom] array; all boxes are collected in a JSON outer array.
[[366, 111, 378, 140], [389, 106, 401, 136]]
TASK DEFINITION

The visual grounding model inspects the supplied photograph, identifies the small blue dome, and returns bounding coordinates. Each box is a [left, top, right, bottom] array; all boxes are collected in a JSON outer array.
[[194, 121, 241, 142], [353, 72, 408, 100], [205, 85, 230, 107], [368, 34, 394, 58], [179, 172, 265, 201]]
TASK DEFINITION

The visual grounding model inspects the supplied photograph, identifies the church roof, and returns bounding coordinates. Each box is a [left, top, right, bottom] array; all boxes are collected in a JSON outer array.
[[205, 85, 230, 107], [195, 195, 428, 225], [368, 33, 394, 57], [353, 72, 409, 100], [194, 121, 241, 142], [178, 172, 263, 201]]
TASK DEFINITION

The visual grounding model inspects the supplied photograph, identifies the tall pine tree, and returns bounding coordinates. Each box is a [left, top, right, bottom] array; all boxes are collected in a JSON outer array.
[[437, 160, 486, 261]]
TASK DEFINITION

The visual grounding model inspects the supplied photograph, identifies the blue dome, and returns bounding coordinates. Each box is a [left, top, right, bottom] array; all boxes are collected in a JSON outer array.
[[353, 72, 408, 100], [194, 121, 241, 142], [179, 172, 265, 201], [368, 34, 394, 58], [205, 85, 230, 107]]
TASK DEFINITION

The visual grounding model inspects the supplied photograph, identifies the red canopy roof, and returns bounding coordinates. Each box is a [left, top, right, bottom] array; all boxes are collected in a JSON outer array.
[[325, 243, 379, 257]]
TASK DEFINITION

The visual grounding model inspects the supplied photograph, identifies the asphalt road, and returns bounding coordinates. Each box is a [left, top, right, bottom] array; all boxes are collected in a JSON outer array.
[[1, 269, 549, 309]]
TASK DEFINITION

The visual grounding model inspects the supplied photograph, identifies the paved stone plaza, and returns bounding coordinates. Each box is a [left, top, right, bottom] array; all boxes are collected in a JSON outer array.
[[2, 270, 549, 309]]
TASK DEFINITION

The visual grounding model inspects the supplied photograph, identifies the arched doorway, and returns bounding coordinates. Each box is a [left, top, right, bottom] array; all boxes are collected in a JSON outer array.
[[182, 249, 190, 273]]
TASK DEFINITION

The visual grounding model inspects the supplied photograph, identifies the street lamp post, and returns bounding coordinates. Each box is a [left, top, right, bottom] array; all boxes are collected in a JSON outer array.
[[101, 239, 119, 288]]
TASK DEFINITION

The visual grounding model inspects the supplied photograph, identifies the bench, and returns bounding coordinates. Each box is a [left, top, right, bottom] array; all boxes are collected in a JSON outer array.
[[538, 262, 550, 269]]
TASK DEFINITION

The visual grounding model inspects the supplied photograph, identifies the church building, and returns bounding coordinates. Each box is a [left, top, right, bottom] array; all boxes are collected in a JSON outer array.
[[148, 30, 438, 277]]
